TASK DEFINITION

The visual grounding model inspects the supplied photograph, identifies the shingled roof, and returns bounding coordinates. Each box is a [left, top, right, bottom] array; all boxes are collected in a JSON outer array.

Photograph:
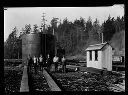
[[86, 42, 109, 51]]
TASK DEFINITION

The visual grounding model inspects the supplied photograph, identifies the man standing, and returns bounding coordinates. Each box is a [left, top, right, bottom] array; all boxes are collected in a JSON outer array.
[[36, 56, 39, 71], [27, 54, 30, 68], [62, 55, 66, 73], [28, 54, 33, 72], [53, 55, 59, 72], [33, 56, 37, 74], [46, 54, 50, 71], [39, 54, 43, 71]]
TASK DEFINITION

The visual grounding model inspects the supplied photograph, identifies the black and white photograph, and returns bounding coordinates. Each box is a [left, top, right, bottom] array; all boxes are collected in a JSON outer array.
[[4, 5, 125, 93]]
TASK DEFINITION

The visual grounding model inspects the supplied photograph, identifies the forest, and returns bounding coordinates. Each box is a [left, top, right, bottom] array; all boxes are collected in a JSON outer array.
[[4, 15, 125, 60]]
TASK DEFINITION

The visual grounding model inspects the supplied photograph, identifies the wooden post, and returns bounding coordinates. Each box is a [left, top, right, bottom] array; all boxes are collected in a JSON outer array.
[[102, 32, 103, 43]]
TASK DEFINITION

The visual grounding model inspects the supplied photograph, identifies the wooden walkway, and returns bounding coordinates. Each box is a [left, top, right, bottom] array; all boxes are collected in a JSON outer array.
[[20, 66, 29, 92], [20, 65, 61, 92], [43, 69, 61, 91]]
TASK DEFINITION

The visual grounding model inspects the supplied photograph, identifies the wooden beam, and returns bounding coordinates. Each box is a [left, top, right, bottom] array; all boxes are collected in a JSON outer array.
[[4, 59, 22, 63], [43, 69, 61, 91]]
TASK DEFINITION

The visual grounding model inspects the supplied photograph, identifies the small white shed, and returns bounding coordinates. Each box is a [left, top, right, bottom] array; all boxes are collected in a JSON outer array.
[[86, 42, 112, 71]]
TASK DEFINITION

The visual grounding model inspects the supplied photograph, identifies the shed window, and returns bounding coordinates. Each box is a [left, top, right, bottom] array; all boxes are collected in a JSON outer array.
[[95, 50, 98, 61], [89, 51, 92, 61]]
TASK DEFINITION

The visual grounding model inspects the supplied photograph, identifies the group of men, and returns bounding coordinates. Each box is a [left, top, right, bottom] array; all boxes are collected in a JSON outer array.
[[27, 54, 66, 73], [53, 55, 66, 73], [27, 54, 44, 74]]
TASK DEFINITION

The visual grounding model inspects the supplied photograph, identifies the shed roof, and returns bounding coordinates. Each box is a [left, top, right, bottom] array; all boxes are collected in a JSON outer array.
[[86, 42, 109, 51]]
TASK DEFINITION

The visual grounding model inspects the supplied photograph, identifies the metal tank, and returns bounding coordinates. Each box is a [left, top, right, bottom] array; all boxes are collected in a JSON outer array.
[[22, 32, 55, 64], [22, 33, 41, 63]]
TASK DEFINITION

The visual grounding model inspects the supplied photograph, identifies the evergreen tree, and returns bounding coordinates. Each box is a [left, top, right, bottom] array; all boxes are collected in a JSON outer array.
[[33, 24, 39, 33], [4, 27, 21, 59], [103, 15, 116, 41], [51, 17, 59, 34], [24, 24, 31, 34], [92, 18, 101, 42], [86, 16, 93, 32]]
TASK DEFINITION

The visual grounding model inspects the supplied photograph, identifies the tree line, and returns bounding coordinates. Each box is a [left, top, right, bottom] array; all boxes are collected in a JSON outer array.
[[4, 15, 125, 59]]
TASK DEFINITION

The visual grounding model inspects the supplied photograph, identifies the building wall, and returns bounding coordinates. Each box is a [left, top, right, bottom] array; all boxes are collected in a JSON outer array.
[[86, 44, 112, 71], [107, 45, 112, 71], [102, 44, 112, 71], [102, 46, 107, 69], [87, 50, 102, 69]]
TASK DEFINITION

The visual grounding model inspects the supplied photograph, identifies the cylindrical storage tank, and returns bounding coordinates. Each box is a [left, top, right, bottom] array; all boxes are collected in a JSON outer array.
[[22, 33, 41, 63]]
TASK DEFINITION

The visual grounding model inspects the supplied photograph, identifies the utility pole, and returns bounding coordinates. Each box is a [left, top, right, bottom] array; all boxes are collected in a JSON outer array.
[[41, 13, 47, 58], [41, 13, 47, 33]]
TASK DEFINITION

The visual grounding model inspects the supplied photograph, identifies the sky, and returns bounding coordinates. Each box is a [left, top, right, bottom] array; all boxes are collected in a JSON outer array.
[[4, 5, 124, 42]]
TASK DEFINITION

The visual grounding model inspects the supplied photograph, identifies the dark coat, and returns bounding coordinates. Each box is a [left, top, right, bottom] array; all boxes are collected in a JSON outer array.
[[28, 57, 33, 66]]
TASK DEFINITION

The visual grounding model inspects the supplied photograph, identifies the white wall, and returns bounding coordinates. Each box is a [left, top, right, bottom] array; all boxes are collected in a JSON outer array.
[[102, 46, 107, 69], [87, 51, 90, 67], [87, 50, 102, 69], [102, 45, 112, 71], [107, 45, 112, 71]]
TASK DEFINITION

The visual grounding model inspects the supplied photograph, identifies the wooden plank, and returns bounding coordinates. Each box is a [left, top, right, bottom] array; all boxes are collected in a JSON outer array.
[[43, 70, 61, 91], [112, 65, 125, 68], [66, 65, 81, 68], [79, 67, 103, 74], [4, 59, 22, 62], [79, 61, 86, 63], [20, 66, 29, 92]]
